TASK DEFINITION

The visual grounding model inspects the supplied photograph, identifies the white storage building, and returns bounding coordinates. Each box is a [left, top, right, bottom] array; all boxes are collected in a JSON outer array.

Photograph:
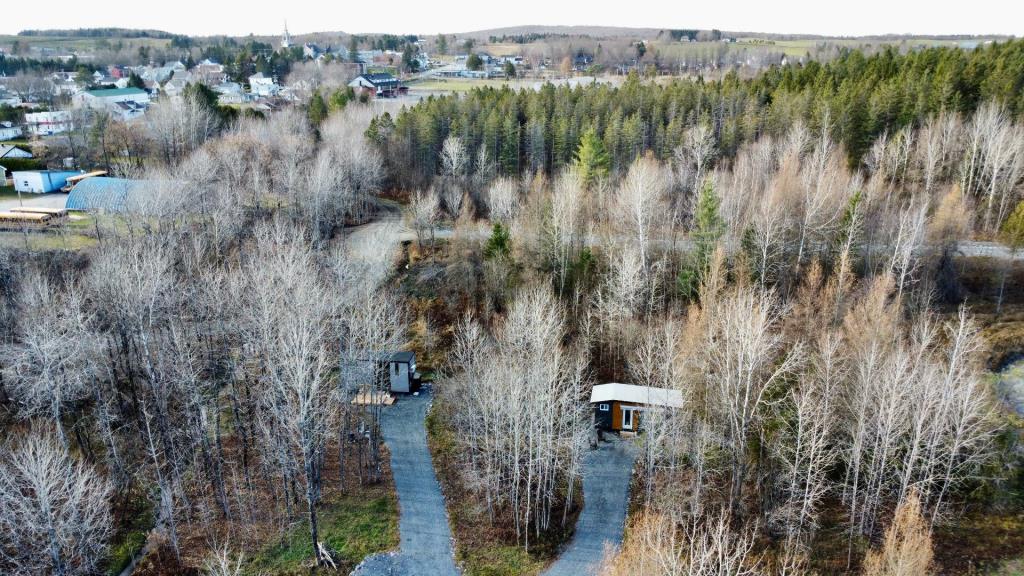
[[12, 170, 81, 193]]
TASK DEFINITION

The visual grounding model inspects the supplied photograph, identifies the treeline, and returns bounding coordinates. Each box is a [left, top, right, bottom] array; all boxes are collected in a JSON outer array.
[[487, 32, 574, 44], [17, 28, 177, 38], [380, 40, 1024, 186], [0, 54, 83, 75], [660, 28, 722, 41]]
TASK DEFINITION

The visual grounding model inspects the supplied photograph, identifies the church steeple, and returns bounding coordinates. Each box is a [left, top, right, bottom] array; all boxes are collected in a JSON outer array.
[[281, 20, 292, 49]]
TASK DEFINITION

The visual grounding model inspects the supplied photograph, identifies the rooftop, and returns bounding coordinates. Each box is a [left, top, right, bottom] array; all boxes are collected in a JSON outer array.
[[358, 73, 399, 85], [65, 177, 172, 213], [84, 87, 148, 98], [590, 383, 685, 409]]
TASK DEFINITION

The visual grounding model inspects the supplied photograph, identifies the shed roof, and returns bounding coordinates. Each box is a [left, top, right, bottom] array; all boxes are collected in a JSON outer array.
[[0, 145, 31, 158], [590, 383, 684, 409], [388, 351, 415, 363], [65, 177, 171, 212]]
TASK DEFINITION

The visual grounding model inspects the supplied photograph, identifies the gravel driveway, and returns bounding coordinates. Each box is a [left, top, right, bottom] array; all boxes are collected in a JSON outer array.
[[0, 192, 69, 211], [352, 386, 459, 576], [543, 436, 638, 576]]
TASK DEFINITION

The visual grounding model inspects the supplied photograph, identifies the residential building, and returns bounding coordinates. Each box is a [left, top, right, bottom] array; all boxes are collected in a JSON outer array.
[[0, 122, 22, 140], [0, 90, 22, 107], [348, 73, 401, 98], [214, 82, 249, 105], [161, 75, 194, 99], [248, 73, 280, 97], [25, 111, 74, 136], [303, 43, 323, 59], [0, 145, 32, 160], [195, 59, 227, 86]]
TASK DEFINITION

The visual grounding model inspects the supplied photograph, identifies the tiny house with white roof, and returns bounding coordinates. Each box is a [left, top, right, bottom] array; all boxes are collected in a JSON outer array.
[[590, 383, 684, 432]]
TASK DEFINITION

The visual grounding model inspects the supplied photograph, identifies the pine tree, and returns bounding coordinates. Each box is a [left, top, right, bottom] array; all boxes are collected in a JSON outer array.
[[691, 177, 725, 270], [484, 222, 512, 260], [574, 127, 610, 188], [308, 90, 328, 127]]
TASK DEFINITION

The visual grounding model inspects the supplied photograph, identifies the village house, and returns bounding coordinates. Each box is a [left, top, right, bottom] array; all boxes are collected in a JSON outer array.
[[0, 89, 22, 107], [25, 111, 74, 136], [348, 73, 402, 98], [248, 72, 280, 97], [0, 122, 23, 141], [161, 75, 194, 99], [194, 59, 227, 86], [214, 82, 249, 105], [590, 383, 684, 433], [0, 145, 32, 160], [303, 43, 323, 59]]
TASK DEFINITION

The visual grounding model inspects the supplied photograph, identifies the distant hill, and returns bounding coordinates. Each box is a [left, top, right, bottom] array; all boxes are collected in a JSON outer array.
[[17, 28, 177, 39], [454, 25, 1010, 43], [455, 25, 662, 40]]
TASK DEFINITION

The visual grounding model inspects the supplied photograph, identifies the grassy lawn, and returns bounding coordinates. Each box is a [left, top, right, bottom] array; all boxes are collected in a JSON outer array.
[[409, 78, 533, 93], [0, 229, 97, 250], [244, 489, 399, 575], [988, 558, 1024, 575], [103, 490, 155, 576]]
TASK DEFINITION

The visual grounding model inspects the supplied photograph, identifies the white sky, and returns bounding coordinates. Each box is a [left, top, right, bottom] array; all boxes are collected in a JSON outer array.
[[5, 0, 1023, 37]]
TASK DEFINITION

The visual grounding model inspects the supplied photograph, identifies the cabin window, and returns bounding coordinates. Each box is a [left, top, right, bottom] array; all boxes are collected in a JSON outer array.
[[598, 403, 609, 412]]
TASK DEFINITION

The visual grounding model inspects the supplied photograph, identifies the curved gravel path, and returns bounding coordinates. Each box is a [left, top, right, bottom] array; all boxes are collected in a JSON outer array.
[[543, 437, 638, 576], [352, 386, 460, 576]]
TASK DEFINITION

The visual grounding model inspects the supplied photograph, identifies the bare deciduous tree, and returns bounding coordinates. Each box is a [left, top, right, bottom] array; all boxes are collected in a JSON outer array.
[[0, 427, 112, 576]]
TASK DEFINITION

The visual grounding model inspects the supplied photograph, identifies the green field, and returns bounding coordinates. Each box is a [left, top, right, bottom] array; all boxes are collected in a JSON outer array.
[[409, 78, 536, 92]]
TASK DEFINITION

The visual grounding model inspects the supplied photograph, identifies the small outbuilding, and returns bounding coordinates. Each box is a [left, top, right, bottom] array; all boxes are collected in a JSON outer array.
[[590, 383, 684, 432], [64, 177, 175, 213], [11, 170, 81, 194], [377, 351, 420, 394]]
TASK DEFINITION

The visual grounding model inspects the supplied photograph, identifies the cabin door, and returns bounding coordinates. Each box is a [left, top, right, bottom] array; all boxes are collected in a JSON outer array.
[[621, 407, 634, 430]]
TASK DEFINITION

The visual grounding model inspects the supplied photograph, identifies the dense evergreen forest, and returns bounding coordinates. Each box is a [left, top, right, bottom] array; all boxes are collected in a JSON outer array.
[[377, 40, 1024, 185]]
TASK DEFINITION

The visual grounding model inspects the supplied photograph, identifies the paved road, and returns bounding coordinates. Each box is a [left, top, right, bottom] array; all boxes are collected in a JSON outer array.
[[543, 436, 638, 576], [352, 386, 460, 576]]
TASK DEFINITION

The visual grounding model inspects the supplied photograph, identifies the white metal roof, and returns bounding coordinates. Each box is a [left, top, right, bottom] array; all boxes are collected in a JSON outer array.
[[590, 383, 685, 409]]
